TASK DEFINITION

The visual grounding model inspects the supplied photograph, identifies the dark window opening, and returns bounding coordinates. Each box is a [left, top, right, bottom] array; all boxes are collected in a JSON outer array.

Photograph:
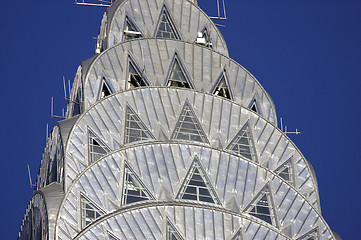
[[167, 58, 192, 88], [124, 17, 142, 41], [128, 61, 148, 88]]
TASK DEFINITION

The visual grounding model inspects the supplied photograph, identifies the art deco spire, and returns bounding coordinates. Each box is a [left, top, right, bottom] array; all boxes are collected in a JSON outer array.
[[19, 0, 339, 239]]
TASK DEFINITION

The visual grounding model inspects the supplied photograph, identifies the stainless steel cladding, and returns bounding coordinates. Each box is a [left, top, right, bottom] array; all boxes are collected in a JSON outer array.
[[19, 0, 337, 239]]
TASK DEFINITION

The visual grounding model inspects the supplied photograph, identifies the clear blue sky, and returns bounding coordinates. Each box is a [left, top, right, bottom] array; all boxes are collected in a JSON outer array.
[[1, 0, 360, 238]]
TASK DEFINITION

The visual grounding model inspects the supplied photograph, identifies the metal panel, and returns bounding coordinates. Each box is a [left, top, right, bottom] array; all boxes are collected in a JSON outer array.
[[79, 40, 277, 124], [58, 143, 330, 239], [64, 88, 318, 209]]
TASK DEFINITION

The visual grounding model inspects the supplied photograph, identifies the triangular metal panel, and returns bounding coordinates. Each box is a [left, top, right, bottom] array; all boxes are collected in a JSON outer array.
[[226, 121, 257, 162], [177, 156, 220, 204], [244, 184, 278, 227], [123, 16, 143, 41], [155, 5, 180, 39], [124, 104, 155, 144], [88, 128, 111, 163], [210, 68, 233, 100], [171, 101, 209, 143], [122, 163, 154, 205]]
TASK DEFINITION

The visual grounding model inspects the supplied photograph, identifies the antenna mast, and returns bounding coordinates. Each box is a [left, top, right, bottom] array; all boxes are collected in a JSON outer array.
[[27, 165, 35, 188], [209, 0, 227, 20], [75, 0, 113, 7]]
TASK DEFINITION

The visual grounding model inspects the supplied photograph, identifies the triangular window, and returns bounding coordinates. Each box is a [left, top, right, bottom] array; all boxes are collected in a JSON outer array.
[[249, 98, 261, 114], [297, 228, 319, 240], [195, 28, 212, 48], [127, 56, 149, 89], [231, 229, 243, 240], [123, 16, 142, 41], [166, 54, 193, 88], [122, 164, 154, 205], [211, 70, 232, 100], [177, 157, 219, 204], [88, 129, 111, 163], [171, 101, 208, 143], [275, 157, 294, 186], [80, 194, 105, 228], [99, 76, 114, 99], [245, 185, 277, 226], [166, 219, 184, 240], [155, 6, 180, 39], [226, 122, 257, 162], [124, 104, 155, 144]]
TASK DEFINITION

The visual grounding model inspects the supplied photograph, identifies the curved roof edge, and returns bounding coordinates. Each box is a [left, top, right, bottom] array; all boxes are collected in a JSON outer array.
[[102, 0, 228, 55], [40, 183, 65, 240], [79, 39, 277, 124], [56, 116, 80, 145]]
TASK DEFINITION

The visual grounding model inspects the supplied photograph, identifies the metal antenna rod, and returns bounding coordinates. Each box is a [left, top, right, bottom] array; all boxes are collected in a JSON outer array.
[[281, 118, 301, 135], [222, 0, 227, 19], [285, 129, 301, 135], [68, 80, 71, 98], [51, 97, 54, 117], [51, 97, 66, 119], [63, 76, 67, 99], [209, 0, 227, 20], [74, 0, 112, 7], [27, 165, 35, 188]]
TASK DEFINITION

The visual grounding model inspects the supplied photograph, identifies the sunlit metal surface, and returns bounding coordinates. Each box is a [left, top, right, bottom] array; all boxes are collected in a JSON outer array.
[[19, 0, 337, 239]]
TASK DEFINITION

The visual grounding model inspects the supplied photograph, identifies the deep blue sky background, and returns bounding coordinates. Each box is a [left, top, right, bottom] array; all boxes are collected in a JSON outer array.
[[0, 0, 360, 238]]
